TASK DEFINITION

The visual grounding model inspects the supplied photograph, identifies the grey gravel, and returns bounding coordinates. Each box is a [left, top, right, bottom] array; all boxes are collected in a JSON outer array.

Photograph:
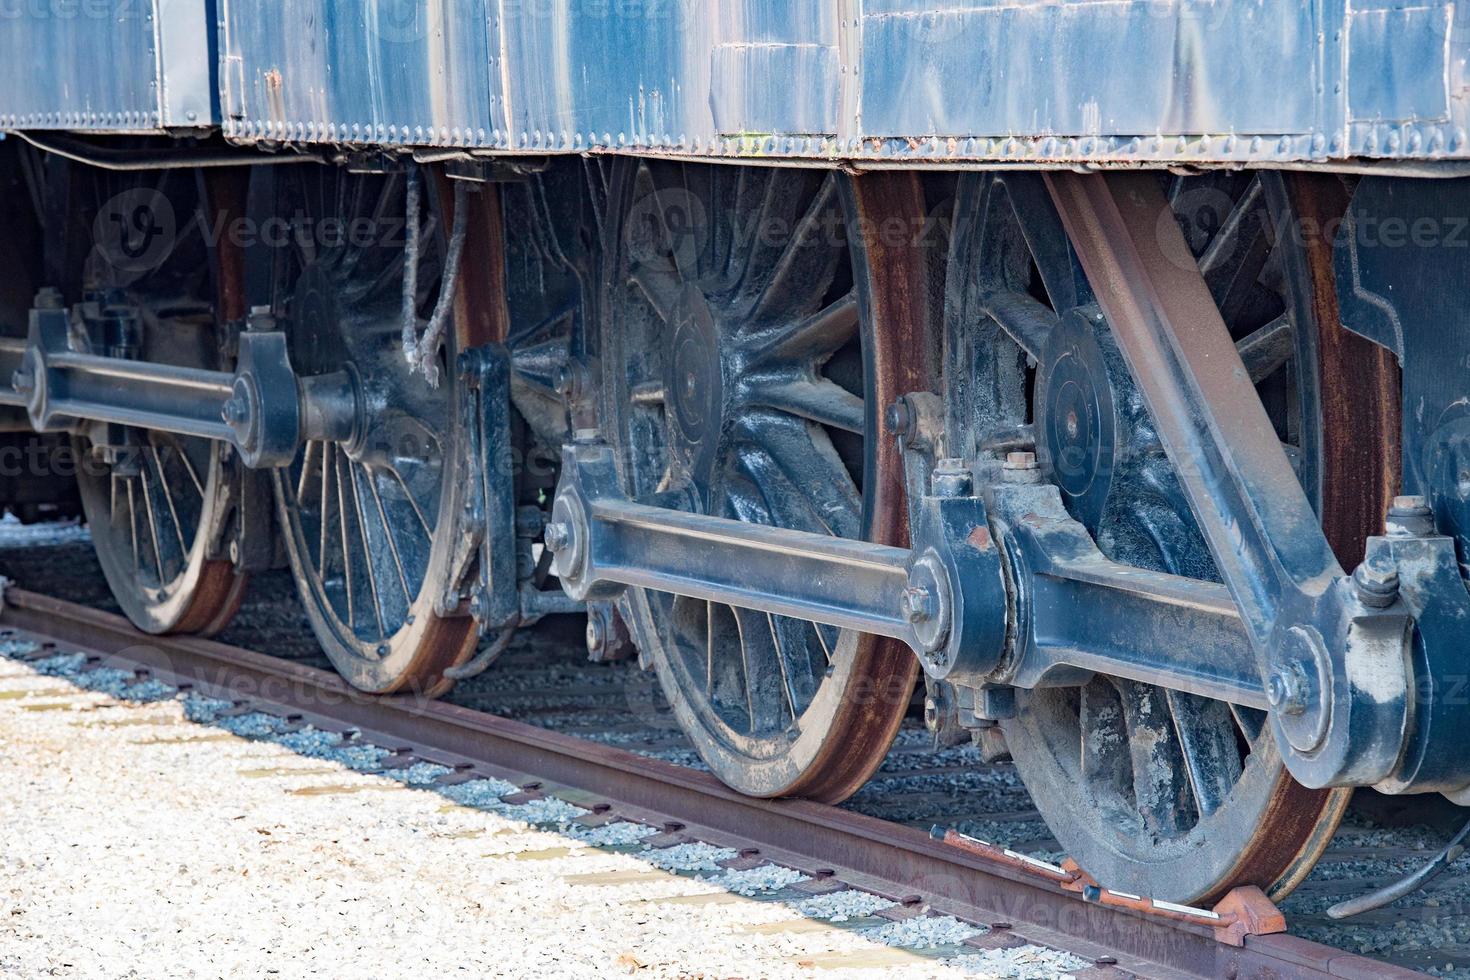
[[708, 864, 810, 896], [863, 914, 985, 949], [798, 890, 899, 922], [643, 842, 739, 873]]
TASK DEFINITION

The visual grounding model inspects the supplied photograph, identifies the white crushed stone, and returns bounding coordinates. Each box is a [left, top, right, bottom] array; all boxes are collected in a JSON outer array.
[[708, 864, 809, 896], [565, 820, 658, 848], [215, 711, 287, 738], [642, 842, 739, 872], [798, 890, 899, 922], [269, 727, 346, 756], [181, 693, 234, 722], [0, 649, 1093, 979], [440, 776, 522, 806], [382, 761, 452, 785], [863, 914, 984, 949], [952, 945, 1092, 978], [31, 652, 86, 675]]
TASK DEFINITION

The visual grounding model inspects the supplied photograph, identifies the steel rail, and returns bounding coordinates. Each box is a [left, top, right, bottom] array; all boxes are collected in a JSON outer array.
[[0, 588, 1421, 980]]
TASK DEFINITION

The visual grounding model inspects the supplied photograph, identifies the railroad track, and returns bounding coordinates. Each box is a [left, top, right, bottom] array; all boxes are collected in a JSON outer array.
[[0, 586, 1422, 980]]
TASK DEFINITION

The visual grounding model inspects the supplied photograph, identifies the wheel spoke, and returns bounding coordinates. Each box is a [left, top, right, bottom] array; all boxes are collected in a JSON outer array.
[[363, 463, 415, 605], [733, 605, 791, 734], [344, 459, 388, 639], [1165, 690, 1244, 818], [751, 174, 842, 324], [1236, 312, 1294, 383], [980, 287, 1057, 362], [1116, 679, 1191, 836], [1079, 680, 1130, 790], [1001, 174, 1087, 311], [746, 292, 859, 368], [747, 378, 864, 435], [746, 418, 861, 538]]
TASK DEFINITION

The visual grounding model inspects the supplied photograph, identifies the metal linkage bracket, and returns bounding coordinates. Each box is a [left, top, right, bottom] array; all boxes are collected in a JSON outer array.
[[1, 296, 356, 470], [1045, 172, 1433, 790], [444, 344, 519, 632], [986, 480, 1268, 709], [545, 435, 1008, 668]]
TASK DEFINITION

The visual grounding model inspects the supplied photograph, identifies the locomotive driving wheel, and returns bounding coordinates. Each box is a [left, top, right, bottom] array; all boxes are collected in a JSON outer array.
[[69, 167, 250, 636], [593, 161, 932, 801], [257, 165, 485, 696], [947, 171, 1392, 904]]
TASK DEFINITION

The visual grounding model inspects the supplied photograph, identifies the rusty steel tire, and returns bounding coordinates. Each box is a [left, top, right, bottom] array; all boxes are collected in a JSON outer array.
[[263, 165, 497, 697], [955, 170, 1394, 905], [592, 161, 935, 803], [69, 166, 251, 638]]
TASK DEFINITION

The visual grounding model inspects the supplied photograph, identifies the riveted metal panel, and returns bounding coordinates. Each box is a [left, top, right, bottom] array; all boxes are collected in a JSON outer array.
[[218, 0, 501, 145], [858, 0, 1319, 138], [208, 0, 1470, 166], [0, 0, 217, 131]]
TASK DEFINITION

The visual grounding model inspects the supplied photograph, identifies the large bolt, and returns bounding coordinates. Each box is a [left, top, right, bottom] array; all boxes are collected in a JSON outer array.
[[585, 613, 607, 658], [901, 585, 937, 625], [1267, 663, 1309, 716], [885, 398, 912, 439], [1353, 559, 1400, 608], [10, 369, 34, 396], [34, 287, 64, 311], [221, 397, 249, 426], [931, 458, 973, 498], [543, 522, 571, 553], [1386, 495, 1435, 537], [1001, 451, 1041, 484]]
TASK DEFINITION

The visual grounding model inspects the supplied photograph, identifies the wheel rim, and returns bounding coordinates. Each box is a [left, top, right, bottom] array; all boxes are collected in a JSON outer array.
[[71, 168, 247, 636], [949, 171, 1354, 904], [261, 165, 482, 695], [595, 161, 924, 801]]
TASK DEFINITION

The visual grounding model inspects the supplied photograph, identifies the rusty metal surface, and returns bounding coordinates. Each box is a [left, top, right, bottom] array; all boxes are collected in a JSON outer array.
[[0, 587, 1424, 980]]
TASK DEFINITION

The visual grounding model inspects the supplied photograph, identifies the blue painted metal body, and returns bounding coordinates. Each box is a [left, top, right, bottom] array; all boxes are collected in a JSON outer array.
[[0, 1, 1466, 167]]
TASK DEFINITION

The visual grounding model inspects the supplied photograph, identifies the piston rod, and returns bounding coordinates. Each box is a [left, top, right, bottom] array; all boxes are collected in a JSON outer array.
[[5, 296, 357, 469], [549, 438, 1270, 708]]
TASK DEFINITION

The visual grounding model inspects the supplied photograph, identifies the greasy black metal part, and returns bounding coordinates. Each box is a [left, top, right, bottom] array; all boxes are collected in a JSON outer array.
[[3, 295, 353, 469], [0, 589, 1420, 980], [1046, 171, 1426, 791], [547, 436, 1008, 661], [552, 430, 1274, 708], [456, 343, 519, 631], [1336, 176, 1470, 548], [987, 479, 1266, 708]]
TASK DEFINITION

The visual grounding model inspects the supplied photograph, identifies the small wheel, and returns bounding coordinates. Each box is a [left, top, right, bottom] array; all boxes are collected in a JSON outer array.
[[946, 171, 1372, 904], [67, 166, 249, 636], [591, 160, 932, 801], [257, 164, 485, 695]]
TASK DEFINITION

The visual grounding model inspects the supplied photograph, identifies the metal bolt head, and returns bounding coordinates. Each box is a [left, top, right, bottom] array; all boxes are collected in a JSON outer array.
[[923, 696, 940, 732], [1267, 664, 1309, 716], [1353, 560, 1400, 608], [885, 399, 911, 437], [221, 397, 250, 426], [10, 369, 33, 395], [1387, 495, 1435, 537], [1004, 451, 1038, 471], [902, 586, 936, 625], [585, 614, 606, 656], [543, 522, 571, 553], [931, 459, 973, 498], [34, 287, 64, 310]]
